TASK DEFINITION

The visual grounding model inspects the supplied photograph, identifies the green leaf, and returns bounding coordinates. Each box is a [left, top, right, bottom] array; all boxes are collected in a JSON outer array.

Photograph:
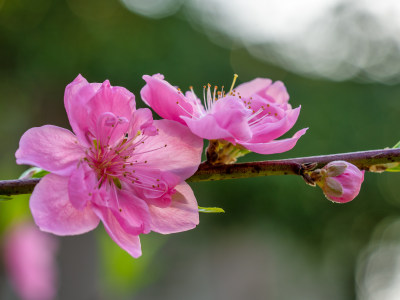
[[198, 206, 225, 213], [19, 167, 49, 179], [385, 142, 400, 171], [32, 170, 50, 178], [386, 164, 400, 172]]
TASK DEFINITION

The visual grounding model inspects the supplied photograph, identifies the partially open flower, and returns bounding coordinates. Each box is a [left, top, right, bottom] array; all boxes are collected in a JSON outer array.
[[313, 161, 364, 203], [141, 74, 307, 164]]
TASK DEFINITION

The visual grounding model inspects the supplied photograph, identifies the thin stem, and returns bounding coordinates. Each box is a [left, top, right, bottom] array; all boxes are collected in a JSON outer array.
[[189, 148, 400, 182], [1, 148, 400, 196], [0, 179, 41, 196]]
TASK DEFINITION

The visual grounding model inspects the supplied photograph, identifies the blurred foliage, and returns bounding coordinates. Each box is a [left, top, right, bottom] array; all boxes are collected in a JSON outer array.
[[1, 0, 400, 299], [97, 230, 166, 297]]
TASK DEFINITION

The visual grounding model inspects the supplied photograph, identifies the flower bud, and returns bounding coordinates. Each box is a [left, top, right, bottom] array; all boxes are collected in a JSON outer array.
[[315, 161, 364, 203]]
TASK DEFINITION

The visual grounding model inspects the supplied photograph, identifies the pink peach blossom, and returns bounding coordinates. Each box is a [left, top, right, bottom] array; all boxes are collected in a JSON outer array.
[[16, 75, 203, 257], [317, 161, 364, 203], [141, 74, 307, 156], [4, 222, 58, 300]]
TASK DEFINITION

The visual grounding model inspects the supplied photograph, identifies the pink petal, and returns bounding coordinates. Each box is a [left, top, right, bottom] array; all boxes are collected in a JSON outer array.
[[87, 80, 135, 145], [141, 74, 193, 125], [64, 75, 101, 147], [129, 168, 177, 208], [16, 125, 84, 176], [265, 81, 290, 104], [110, 191, 152, 235], [182, 114, 237, 141], [68, 163, 96, 210], [181, 97, 252, 142], [240, 128, 308, 154], [149, 182, 199, 234], [250, 106, 301, 143], [235, 78, 272, 98], [30, 174, 100, 235], [129, 108, 156, 136], [65, 75, 135, 146], [136, 119, 203, 180], [211, 96, 252, 141], [92, 205, 142, 258]]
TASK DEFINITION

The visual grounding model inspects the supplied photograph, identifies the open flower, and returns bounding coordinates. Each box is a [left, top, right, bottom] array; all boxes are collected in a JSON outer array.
[[314, 161, 365, 203], [141, 74, 307, 164], [4, 222, 58, 300], [16, 75, 203, 257]]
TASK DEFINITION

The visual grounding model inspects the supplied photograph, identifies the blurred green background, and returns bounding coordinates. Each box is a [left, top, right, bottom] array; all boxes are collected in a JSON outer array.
[[1, 0, 400, 299]]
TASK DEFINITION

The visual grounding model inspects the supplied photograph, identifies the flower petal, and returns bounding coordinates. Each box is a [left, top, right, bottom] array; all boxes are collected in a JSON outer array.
[[111, 191, 151, 235], [211, 96, 252, 141], [264, 81, 290, 105], [68, 162, 96, 210], [136, 119, 203, 180], [149, 182, 199, 234], [235, 78, 272, 98], [141, 74, 193, 125], [30, 174, 100, 235], [250, 106, 301, 143], [181, 97, 252, 142], [92, 205, 142, 258], [16, 125, 84, 176], [129, 108, 157, 136], [182, 114, 237, 141], [64, 75, 101, 146], [240, 128, 308, 154], [87, 80, 135, 145], [65, 75, 135, 146]]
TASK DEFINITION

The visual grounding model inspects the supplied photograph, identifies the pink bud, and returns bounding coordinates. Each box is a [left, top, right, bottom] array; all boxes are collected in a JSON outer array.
[[317, 161, 364, 203]]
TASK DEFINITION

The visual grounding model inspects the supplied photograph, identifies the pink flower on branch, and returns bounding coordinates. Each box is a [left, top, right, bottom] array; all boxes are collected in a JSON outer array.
[[141, 74, 307, 164], [313, 161, 365, 203], [4, 222, 58, 300], [15, 75, 203, 257]]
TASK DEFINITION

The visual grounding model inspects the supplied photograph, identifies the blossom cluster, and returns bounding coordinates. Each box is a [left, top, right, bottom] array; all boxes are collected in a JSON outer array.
[[15, 74, 364, 257]]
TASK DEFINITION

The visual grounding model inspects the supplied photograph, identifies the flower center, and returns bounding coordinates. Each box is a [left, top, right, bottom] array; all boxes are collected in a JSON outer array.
[[175, 74, 240, 119], [84, 113, 169, 201]]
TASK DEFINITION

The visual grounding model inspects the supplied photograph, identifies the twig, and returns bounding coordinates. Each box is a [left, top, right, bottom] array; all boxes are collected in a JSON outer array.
[[1, 148, 399, 196]]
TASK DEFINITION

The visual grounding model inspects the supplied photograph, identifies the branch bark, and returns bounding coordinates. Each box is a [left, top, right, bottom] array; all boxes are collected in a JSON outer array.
[[1, 148, 399, 196]]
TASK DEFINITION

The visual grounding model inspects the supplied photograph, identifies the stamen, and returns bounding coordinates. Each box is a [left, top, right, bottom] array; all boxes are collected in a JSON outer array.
[[176, 102, 198, 119], [229, 74, 239, 94], [131, 144, 168, 156]]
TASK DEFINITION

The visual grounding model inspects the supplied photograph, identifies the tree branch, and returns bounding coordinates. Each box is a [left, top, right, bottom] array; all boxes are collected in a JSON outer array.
[[1, 148, 399, 196]]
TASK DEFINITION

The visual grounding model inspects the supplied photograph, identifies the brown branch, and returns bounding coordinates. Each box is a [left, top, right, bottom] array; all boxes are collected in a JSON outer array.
[[1, 148, 399, 196], [188, 148, 400, 181], [0, 178, 41, 196]]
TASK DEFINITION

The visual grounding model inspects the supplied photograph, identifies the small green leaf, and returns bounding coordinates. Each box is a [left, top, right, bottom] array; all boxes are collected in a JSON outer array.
[[32, 170, 50, 178], [386, 164, 400, 172], [384, 142, 400, 171], [19, 167, 49, 179], [198, 206, 225, 213]]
